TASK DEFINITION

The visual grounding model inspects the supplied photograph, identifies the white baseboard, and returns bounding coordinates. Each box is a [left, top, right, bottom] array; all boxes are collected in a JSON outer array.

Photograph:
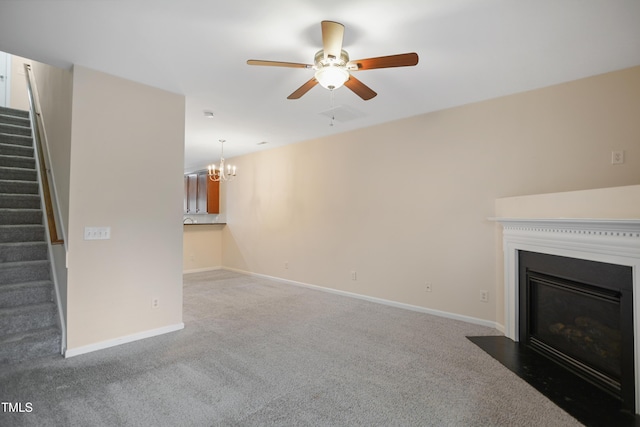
[[183, 266, 222, 274], [223, 267, 500, 331], [64, 323, 185, 358]]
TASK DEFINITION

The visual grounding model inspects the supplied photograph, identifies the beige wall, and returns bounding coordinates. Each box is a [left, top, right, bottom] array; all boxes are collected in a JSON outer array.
[[67, 66, 185, 351], [8, 54, 30, 110], [183, 225, 223, 272], [223, 66, 640, 326]]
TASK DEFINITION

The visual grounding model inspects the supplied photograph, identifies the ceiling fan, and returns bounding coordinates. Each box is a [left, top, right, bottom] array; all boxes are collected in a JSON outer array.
[[247, 20, 419, 101]]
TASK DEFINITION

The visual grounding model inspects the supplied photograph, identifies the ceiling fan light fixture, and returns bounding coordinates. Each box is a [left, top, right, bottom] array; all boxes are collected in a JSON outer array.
[[314, 66, 349, 90]]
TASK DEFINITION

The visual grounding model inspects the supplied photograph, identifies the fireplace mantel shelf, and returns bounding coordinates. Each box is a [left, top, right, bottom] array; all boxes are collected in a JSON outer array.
[[490, 217, 640, 231], [490, 218, 640, 241]]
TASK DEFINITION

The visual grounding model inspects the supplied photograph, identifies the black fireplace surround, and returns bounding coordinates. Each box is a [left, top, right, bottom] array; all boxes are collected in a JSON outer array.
[[519, 251, 634, 412]]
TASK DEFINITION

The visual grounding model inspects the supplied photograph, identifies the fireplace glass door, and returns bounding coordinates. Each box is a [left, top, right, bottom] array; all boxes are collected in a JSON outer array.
[[528, 272, 621, 391], [519, 251, 634, 410]]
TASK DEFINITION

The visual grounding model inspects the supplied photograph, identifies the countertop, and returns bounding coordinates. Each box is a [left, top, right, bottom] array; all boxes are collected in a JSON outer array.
[[183, 222, 226, 226]]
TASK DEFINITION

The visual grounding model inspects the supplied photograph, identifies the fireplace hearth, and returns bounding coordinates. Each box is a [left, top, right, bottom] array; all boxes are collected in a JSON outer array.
[[519, 251, 633, 408], [468, 335, 639, 426]]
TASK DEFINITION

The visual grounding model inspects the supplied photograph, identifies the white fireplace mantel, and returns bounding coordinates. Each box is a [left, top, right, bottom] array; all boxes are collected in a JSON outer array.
[[493, 217, 640, 413]]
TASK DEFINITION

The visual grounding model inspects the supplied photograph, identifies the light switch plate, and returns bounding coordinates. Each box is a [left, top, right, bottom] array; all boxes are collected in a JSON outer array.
[[84, 226, 111, 240]]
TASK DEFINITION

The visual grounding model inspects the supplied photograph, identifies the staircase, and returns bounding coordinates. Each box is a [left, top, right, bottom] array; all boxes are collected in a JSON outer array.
[[0, 106, 61, 364]]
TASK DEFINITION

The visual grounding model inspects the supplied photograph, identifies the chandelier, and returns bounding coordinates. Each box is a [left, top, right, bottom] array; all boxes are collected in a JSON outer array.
[[207, 139, 236, 182]]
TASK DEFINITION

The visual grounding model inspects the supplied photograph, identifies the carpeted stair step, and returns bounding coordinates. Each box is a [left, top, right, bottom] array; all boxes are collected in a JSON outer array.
[[0, 166, 37, 181], [0, 302, 57, 335], [0, 208, 43, 225], [0, 133, 33, 147], [0, 193, 40, 209], [0, 113, 30, 128], [0, 179, 39, 194], [0, 242, 48, 262], [0, 327, 60, 364], [0, 260, 50, 285], [0, 154, 36, 169], [0, 225, 46, 243], [0, 106, 29, 119], [0, 281, 52, 309], [0, 142, 34, 157], [0, 123, 31, 137]]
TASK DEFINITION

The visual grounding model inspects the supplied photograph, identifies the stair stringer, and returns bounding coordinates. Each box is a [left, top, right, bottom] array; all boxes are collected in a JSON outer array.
[[25, 88, 68, 356]]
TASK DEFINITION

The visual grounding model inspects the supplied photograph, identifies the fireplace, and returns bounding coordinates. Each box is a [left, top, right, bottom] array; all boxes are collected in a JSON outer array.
[[519, 251, 634, 409], [495, 218, 640, 415]]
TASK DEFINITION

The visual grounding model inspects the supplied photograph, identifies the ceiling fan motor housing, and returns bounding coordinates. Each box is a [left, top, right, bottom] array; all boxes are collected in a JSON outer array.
[[314, 49, 350, 67]]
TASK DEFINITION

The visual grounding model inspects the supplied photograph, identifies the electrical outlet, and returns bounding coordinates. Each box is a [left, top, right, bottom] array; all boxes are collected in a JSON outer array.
[[611, 150, 625, 164], [480, 290, 489, 303], [425, 283, 432, 292], [152, 298, 159, 309], [351, 271, 357, 281]]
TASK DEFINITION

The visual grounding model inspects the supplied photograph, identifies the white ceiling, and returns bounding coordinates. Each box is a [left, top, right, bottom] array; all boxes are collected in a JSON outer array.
[[1, 0, 639, 171]]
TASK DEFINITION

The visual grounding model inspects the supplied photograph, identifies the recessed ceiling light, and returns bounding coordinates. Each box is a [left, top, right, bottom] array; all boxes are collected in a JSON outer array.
[[257, 141, 269, 145], [203, 111, 214, 118]]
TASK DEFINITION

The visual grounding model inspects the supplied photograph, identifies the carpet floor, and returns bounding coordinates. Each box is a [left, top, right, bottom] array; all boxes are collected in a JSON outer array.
[[0, 270, 582, 426]]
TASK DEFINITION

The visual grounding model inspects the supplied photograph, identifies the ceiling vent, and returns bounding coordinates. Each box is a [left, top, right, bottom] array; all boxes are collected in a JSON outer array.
[[318, 104, 366, 123]]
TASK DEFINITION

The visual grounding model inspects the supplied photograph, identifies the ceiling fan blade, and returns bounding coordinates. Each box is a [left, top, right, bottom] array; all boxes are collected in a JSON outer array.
[[321, 21, 345, 60], [247, 59, 312, 68], [347, 52, 419, 71], [344, 75, 377, 100], [287, 78, 318, 99]]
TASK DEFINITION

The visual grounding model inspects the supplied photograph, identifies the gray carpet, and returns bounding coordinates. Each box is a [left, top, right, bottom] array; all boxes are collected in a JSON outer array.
[[0, 270, 581, 426]]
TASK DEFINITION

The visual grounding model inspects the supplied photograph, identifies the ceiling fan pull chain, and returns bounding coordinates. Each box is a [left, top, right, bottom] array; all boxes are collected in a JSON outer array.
[[329, 90, 335, 126]]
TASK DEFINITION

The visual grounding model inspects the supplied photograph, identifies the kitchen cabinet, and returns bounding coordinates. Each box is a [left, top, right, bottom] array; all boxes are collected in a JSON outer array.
[[184, 174, 197, 213], [206, 175, 220, 214], [184, 173, 219, 214]]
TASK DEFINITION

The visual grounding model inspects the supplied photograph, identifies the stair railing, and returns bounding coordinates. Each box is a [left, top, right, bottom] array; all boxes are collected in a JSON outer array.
[[23, 64, 63, 245]]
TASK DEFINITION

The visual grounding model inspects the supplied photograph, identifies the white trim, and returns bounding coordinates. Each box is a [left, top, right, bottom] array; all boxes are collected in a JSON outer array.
[[26, 101, 68, 355], [493, 217, 640, 414], [183, 266, 222, 274], [223, 267, 498, 330], [2, 52, 11, 107], [64, 323, 184, 358]]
